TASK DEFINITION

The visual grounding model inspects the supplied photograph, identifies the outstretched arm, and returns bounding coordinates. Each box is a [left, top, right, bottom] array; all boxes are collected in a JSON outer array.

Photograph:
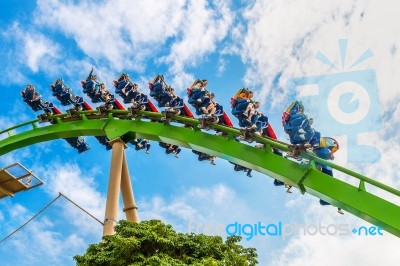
[[115, 73, 128, 82], [150, 74, 163, 84], [190, 79, 201, 89], [84, 67, 95, 81]]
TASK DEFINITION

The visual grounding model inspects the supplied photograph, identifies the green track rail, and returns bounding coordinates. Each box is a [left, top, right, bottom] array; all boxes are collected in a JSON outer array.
[[1, 110, 399, 237]]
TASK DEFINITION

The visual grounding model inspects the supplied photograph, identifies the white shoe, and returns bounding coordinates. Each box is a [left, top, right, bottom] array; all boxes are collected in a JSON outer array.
[[215, 132, 224, 136], [174, 153, 179, 158], [145, 150, 150, 154]]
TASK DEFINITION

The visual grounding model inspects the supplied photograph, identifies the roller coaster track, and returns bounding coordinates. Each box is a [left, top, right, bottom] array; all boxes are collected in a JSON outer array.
[[0, 110, 399, 237]]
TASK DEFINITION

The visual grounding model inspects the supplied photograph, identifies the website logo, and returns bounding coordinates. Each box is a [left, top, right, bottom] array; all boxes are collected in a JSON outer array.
[[287, 39, 382, 163], [188, 220, 384, 240]]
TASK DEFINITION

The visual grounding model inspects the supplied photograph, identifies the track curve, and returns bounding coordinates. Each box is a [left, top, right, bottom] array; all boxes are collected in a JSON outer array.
[[1, 110, 399, 237]]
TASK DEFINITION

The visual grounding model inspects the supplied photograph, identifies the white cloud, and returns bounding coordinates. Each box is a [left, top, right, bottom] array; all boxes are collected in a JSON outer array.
[[139, 183, 255, 230], [264, 102, 400, 265], [137, 183, 278, 264], [239, 0, 400, 108], [9, 203, 28, 218], [216, 56, 227, 76], [1, 1, 399, 265], [37, 162, 105, 236], [23, 33, 60, 72], [0, 199, 89, 266], [0, 119, 17, 141], [162, 0, 233, 86], [269, 200, 399, 266], [0, 160, 107, 265], [270, 101, 400, 266], [2, 23, 60, 73], [34, 0, 233, 92], [236, 1, 400, 265], [270, 233, 399, 266], [0, 23, 64, 89]]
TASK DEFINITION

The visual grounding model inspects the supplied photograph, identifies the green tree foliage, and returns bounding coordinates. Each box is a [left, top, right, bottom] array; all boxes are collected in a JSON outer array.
[[74, 220, 258, 266]]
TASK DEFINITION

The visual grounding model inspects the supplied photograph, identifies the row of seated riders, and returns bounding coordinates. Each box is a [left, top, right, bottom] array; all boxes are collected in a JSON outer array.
[[22, 73, 335, 165], [23, 74, 322, 148], [21, 84, 91, 153], [21, 74, 193, 159], [22, 75, 335, 164], [111, 74, 341, 212], [21, 73, 342, 213]]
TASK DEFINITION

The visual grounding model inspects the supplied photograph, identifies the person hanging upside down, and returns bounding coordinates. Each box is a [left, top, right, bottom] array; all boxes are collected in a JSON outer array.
[[192, 150, 216, 165], [132, 139, 151, 154], [166, 144, 181, 158], [159, 142, 181, 158], [232, 163, 252, 177]]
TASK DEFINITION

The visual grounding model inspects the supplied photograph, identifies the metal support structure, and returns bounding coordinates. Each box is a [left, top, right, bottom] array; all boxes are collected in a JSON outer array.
[[102, 139, 139, 236], [121, 152, 139, 222], [0, 162, 43, 199], [102, 140, 124, 236]]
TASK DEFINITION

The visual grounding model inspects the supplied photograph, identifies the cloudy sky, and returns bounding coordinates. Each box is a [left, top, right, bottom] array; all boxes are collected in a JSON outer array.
[[0, 0, 399, 265]]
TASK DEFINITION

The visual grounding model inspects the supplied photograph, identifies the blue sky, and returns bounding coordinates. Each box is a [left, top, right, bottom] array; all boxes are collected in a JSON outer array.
[[0, 0, 400, 265]]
